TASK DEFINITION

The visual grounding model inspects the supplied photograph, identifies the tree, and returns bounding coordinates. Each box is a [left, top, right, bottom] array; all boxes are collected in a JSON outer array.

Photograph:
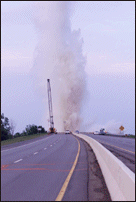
[[3, 117, 10, 133], [25, 125, 38, 135], [9, 119, 16, 136], [14, 132, 21, 138], [25, 125, 46, 135], [1, 114, 47, 141], [1, 127, 9, 140], [38, 126, 46, 133], [1, 113, 11, 141]]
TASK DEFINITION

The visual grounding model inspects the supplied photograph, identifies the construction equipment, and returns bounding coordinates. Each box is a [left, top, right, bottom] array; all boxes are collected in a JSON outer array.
[[100, 128, 106, 135], [47, 79, 57, 133]]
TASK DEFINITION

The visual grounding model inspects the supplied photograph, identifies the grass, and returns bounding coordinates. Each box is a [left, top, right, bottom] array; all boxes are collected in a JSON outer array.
[[105, 133, 135, 138], [127, 135, 135, 138], [1, 133, 48, 146]]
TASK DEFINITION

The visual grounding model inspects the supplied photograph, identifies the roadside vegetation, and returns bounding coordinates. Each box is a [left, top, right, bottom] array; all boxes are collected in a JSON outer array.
[[1, 133, 48, 146], [1, 113, 47, 146], [126, 135, 135, 138]]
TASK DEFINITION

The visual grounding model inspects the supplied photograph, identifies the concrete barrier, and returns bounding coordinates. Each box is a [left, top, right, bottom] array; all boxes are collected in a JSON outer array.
[[73, 133, 135, 201]]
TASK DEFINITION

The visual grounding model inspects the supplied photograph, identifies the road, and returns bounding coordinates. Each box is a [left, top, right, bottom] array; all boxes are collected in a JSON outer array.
[[1, 134, 88, 201], [84, 133, 135, 173]]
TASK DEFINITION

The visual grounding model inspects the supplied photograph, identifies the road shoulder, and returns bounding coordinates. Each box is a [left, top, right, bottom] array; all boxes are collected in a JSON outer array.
[[80, 137, 111, 201]]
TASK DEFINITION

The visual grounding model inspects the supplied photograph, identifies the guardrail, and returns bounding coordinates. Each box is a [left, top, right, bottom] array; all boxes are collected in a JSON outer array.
[[73, 133, 135, 201]]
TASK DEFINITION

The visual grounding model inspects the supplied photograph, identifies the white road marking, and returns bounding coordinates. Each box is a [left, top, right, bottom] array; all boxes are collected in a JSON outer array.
[[44, 148, 47, 150], [34, 152, 38, 155], [1, 136, 52, 153], [14, 159, 23, 163], [50, 145, 52, 147]]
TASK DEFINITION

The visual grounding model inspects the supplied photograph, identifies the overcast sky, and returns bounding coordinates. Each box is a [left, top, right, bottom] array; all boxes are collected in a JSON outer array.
[[1, 1, 135, 134]]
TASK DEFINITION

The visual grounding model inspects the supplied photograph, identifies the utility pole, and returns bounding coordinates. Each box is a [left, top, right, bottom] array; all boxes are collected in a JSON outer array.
[[47, 79, 54, 133]]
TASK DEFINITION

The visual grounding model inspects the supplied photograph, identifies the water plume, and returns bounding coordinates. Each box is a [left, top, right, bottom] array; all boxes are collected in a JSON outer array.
[[87, 120, 123, 134], [31, 2, 86, 132]]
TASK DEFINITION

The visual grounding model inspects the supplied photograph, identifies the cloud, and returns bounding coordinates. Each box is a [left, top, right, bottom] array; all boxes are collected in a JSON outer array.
[[85, 51, 135, 78], [1, 49, 32, 73], [84, 23, 117, 34], [111, 63, 135, 74], [1, 2, 34, 25]]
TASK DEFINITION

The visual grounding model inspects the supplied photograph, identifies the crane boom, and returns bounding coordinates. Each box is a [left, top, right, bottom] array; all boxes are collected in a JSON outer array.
[[47, 79, 54, 133]]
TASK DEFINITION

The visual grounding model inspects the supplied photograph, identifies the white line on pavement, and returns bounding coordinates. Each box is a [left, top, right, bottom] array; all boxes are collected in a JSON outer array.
[[34, 152, 38, 155], [14, 159, 23, 163], [1, 136, 53, 153], [50, 145, 52, 147], [44, 148, 47, 150]]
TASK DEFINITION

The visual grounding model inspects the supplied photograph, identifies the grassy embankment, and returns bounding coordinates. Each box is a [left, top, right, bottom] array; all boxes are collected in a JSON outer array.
[[127, 135, 135, 138], [105, 133, 135, 138], [1, 133, 48, 146]]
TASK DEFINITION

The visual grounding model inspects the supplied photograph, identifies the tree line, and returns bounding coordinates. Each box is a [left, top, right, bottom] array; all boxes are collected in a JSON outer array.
[[1, 113, 47, 141]]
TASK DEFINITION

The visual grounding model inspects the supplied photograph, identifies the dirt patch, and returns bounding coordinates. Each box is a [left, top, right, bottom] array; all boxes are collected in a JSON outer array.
[[79, 137, 112, 201]]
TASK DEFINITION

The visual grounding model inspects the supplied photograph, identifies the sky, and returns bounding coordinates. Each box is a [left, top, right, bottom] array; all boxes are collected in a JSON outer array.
[[1, 1, 135, 134]]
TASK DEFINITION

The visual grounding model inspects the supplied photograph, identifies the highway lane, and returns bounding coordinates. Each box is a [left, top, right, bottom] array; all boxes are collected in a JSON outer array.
[[1, 134, 54, 151], [83, 134, 135, 152], [1, 134, 88, 201], [84, 133, 135, 173]]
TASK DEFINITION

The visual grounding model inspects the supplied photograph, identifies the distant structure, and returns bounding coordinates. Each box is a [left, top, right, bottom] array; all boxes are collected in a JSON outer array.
[[47, 79, 57, 133]]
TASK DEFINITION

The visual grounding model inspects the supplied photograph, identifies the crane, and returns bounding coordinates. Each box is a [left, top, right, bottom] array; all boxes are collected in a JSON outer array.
[[47, 79, 57, 133]]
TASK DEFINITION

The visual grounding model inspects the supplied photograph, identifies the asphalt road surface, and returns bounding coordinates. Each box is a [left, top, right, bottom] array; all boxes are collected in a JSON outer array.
[[1, 134, 88, 201], [84, 133, 135, 173]]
